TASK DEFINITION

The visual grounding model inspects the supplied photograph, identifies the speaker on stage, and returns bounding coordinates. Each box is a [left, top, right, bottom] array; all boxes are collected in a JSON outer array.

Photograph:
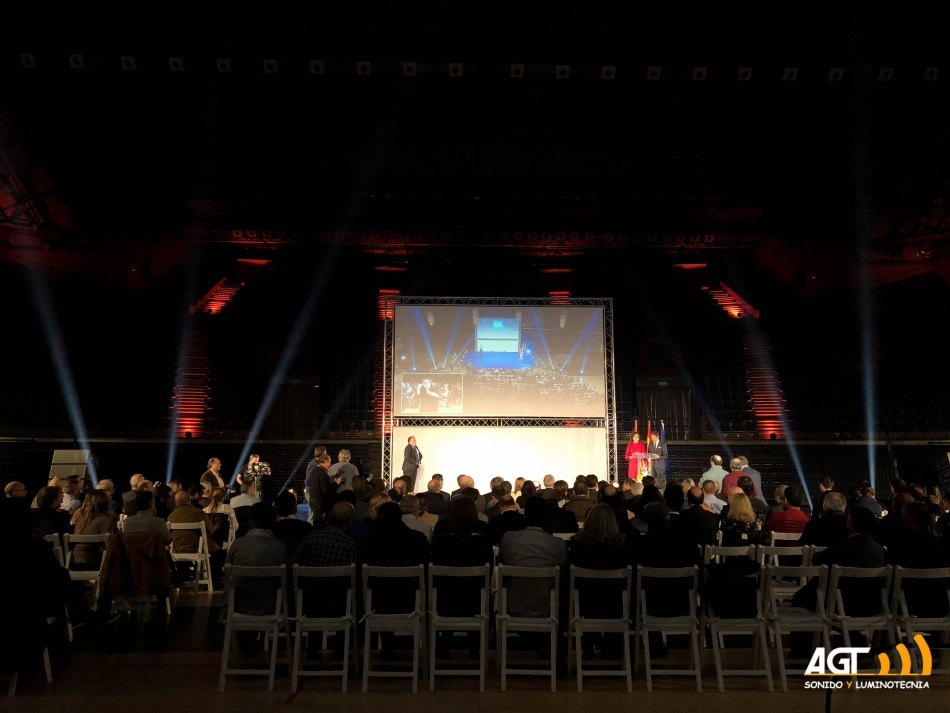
[[49, 449, 97, 479]]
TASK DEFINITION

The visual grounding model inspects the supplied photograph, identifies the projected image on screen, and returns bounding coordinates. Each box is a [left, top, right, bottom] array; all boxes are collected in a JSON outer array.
[[393, 304, 606, 417]]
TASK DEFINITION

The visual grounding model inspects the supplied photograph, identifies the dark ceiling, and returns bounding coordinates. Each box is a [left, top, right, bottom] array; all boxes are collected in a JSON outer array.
[[3, 2, 950, 287]]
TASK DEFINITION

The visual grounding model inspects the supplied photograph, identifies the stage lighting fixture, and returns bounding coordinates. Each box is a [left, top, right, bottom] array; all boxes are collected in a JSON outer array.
[[646, 65, 661, 80], [510, 64, 524, 78], [21, 53, 37, 69], [169, 57, 185, 72], [828, 67, 844, 81], [263, 59, 279, 74], [556, 64, 570, 79], [217, 58, 232, 73], [692, 66, 707, 81], [356, 61, 371, 76], [924, 67, 938, 81], [878, 67, 893, 81], [310, 60, 325, 75], [449, 63, 463, 77], [737, 67, 752, 81], [403, 62, 417, 76], [601, 65, 616, 80], [782, 67, 798, 81], [120, 56, 137, 71], [69, 54, 85, 69]]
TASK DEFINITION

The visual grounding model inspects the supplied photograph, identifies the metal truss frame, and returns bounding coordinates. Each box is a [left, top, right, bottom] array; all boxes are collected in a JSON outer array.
[[380, 295, 617, 483]]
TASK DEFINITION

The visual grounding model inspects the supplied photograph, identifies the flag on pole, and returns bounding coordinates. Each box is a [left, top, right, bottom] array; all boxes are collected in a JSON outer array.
[[646, 419, 652, 444], [660, 419, 666, 442], [633, 420, 638, 435]]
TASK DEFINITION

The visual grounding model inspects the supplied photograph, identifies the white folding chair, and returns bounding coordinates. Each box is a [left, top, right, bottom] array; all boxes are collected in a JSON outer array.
[[634, 565, 703, 693], [290, 563, 359, 692], [168, 521, 213, 593], [428, 564, 491, 692], [701, 547, 772, 691], [567, 565, 633, 692], [43, 533, 65, 567], [762, 564, 831, 692], [63, 533, 110, 608], [361, 564, 426, 694], [219, 564, 291, 692], [826, 564, 896, 669], [495, 564, 561, 692], [892, 566, 950, 675]]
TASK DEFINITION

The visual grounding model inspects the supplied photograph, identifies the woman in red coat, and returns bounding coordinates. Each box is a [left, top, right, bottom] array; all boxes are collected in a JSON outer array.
[[624, 432, 647, 481]]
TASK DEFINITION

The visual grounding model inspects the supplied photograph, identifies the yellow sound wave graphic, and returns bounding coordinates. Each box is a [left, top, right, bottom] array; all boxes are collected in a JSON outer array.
[[876, 635, 932, 676]]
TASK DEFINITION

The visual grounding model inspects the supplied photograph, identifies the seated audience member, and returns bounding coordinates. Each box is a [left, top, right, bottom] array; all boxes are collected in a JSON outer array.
[[425, 479, 451, 519], [554, 479, 571, 507], [450, 474, 475, 500], [538, 474, 558, 500], [154, 484, 174, 520], [229, 480, 259, 509], [69, 490, 118, 570], [4, 480, 28, 499], [354, 483, 375, 521], [414, 492, 441, 529], [293, 501, 358, 568], [476, 477, 505, 516], [0, 497, 73, 676], [873, 492, 915, 550], [224, 501, 288, 620], [399, 495, 433, 543], [57, 474, 83, 516], [389, 476, 409, 502], [488, 494, 526, 546], [94, 479, 122, 516], [497, 497, 568, 619], [334, 490, 370, 542], [367, 492, 393, 522], [31, 485, 73, 540], [564, 481, 595, 523], [631, 501, 702, 568], [812, 475, 836, 519], [736, 475, 768, 518], [122, 490, 172, 546], [663, 482, 686, 518], [764, 485, 787, 525], [719, 491, 768, 546], [568, 503, 630, 569], [271, 491, 313, 560], [886, 501, 948, 568], [799, 490, 849, 547], [204, 487, 236, 548], [764, 485, 809, 536], [187, 482, 210, 509], [121, 474, 147, 515], [678, 486, 720, 547], [432, 496, 494, 569], [482, 482, 509, 519], [515, 480, 537, 510], [701, 479, 724, 515], [513, 476, 526, 501], [850, 479, 883, 518], [167, 490, 224, 581]]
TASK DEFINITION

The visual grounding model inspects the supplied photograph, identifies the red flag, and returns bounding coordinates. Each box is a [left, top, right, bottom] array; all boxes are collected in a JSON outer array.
[[646, 420, 652, 443], [633, 420, 638, 435]]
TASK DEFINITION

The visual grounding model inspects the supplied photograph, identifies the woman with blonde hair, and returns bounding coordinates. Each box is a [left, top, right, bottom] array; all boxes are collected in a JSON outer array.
[[720, 491, 767, 546], [513, 477, 526, 501], [679, 478, 696, 496], [70, 490, 117, 569], [204, 487, 236, 548], [369, 492, 392, 520]]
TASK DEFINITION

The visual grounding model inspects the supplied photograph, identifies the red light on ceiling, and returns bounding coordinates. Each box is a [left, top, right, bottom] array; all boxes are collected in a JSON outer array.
[[236, 259, 272, 266], [674, 263, 708, 271], [539, 267, 573, 274], [374, 265, 408, 272]]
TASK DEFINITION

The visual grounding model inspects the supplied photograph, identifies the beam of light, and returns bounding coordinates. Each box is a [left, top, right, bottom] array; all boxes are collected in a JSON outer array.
[[278, 345, 379, 494], [531, 309, 555, 368], [23, 266, 98, 484], [558, 311, 601, 372], [412, 307, 437, 370], [231, 244, 342, 485], [166, 247, 204, 483], [441, 309, 465, 368]]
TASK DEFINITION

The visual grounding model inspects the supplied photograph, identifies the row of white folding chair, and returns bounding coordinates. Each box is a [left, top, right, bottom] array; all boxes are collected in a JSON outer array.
[[891, 566, 950, 675], [167, 521, 213, 592]]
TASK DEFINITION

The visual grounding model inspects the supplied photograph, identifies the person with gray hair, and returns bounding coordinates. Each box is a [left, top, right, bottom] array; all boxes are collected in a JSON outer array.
[[328, 448, 360, 492], [4, 481, 27, 499], [702, 454, 728, 490], [96, 479, 122, 516], [799, 490, 848, 547]]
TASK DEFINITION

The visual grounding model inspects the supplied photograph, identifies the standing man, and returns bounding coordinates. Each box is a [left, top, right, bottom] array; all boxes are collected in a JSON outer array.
[[738, 455, 767, 506], [307, 454, 341, 521], [701, 455, 728, 491], [401, 436, 422, 493], [200, 457, 227, 498], [647, 432, 668, 480], [328, 448, 360, 492]]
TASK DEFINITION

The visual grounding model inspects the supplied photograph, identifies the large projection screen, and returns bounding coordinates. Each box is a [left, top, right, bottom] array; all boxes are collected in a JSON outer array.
[[393, 304, 607, 418], [391, 425, 610, 495]]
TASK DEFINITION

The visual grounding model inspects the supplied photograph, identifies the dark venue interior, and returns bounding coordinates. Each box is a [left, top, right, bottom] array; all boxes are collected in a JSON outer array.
[[2, 2, 950, 705]]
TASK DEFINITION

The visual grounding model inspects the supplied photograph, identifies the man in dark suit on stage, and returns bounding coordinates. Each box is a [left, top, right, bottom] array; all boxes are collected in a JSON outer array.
[[401, 436, 422, 492], [647, 432, 668, 480]]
